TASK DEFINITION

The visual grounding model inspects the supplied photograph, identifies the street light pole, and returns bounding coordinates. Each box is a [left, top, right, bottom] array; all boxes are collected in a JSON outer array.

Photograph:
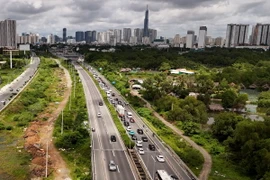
[[61, 110, 63, 135]]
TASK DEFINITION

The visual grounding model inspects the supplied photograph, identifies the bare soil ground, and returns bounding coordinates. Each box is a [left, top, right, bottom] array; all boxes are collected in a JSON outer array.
[[24, 62, 72, 180]]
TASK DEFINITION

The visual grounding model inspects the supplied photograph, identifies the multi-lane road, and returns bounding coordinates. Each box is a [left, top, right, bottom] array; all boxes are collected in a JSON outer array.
[[0, 55, 40, 111], [87, 65, 197, 180], [74, 63, 137, 180]]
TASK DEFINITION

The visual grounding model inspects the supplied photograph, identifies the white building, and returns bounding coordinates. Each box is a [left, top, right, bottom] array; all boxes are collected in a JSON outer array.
[[17, 33, 39, 45], [186, 30, 195, 48], [225, 24, 249, 48], [215, 37, 224, 47], [123, 28, 132, 43], [251, 23, 270, 46], [198, 26, 207, 48], [134, 28, 143, 44], [114, 29, 122, 44], [47, 34, 55, 44]]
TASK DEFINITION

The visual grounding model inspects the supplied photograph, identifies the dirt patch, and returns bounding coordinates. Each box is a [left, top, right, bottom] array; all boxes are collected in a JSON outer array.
[[24, 62, 72, 179]]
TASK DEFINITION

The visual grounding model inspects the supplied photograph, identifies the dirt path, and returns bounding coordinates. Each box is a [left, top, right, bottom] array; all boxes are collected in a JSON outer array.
[[24, 60, 72, 179], [131, 91, 212, 180]]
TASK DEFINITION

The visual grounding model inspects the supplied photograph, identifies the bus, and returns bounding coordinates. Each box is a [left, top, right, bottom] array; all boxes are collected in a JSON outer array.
[[155, 170, 172, 180]]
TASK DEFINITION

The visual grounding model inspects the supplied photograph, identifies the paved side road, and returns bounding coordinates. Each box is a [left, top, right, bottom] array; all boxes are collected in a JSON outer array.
[[132, 93, 212, 180]]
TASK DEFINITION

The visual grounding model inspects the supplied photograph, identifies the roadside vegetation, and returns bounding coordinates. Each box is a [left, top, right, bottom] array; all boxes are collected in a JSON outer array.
[[0, 57, 63, 179], [78, 46, 270, 180], [53, 60, 91, 180]]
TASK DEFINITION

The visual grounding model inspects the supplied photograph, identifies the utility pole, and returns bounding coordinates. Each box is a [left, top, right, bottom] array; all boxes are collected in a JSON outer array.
[[61, 110, 63, 135], [10, 51, 13, 69], [45, 141, 48, 177]]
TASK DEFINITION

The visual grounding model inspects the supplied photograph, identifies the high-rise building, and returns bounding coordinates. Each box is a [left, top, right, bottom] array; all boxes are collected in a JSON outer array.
[[75, 31, 84, 42], [225, 24, 249, 47], [143, 5, 149, 37], [173, 34, 181, 45], [198, 26, 207, 48], [134, 28, 143, 43], [186, 30, 195, 48], [0, 19, 16, 48], [215, 37, 224, 47], [114, 29, 122, 43], [123, 28, 132, 43], [17, 33, 39, 45], [85, 31, 92, 43], [63, 28, 67, 42], [92, 31, 97, 42], [149, 29, 157, 42], [251, 23, 270, 45], [47, 34, 55, 44]]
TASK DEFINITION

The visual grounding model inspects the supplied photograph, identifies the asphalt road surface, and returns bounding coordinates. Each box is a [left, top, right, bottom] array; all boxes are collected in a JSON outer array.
[[88, 65, 196, 180], [0, 55, 40, 111], [74, 63, 136, 180]]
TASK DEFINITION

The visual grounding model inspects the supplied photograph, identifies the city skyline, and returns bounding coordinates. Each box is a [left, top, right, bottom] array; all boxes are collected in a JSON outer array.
[[0, 0, 269, 38]]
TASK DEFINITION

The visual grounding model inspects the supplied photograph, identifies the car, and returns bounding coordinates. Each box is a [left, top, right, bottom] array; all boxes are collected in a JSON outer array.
[[91, 128, 95, 132], [137, 140, 143, 144], [121, 116, 126, 121], [123, 121, 129, 127], [111, 100, 115, 104], [110, 135, 116, 142], [149, 144, 155, 151], [136, 142, 143, 147], [9, 88, 13, 91], [170, 175, 179, 180], [127, 112, 132, 118], [131, 135, 137, 140], [97, 112, 102, 118], [115, 98, 118, 101], [129, 118, 135, 123], [99, 101, 103, 106], [126, 126, 132, 131], [141, 136, 148, 142], [138, 148, 145, 155], [112, 93, 115, 97], [129, 130, 135, 136], [108, 160, 117, 171], [137, 128, 143, 134], [156, 155, 165, 162]]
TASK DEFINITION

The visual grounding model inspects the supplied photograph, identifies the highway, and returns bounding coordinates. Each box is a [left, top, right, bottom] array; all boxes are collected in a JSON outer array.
[[0, 55, 40, 111], [73, 63, 137, 180], [87, 65, 197, 180]]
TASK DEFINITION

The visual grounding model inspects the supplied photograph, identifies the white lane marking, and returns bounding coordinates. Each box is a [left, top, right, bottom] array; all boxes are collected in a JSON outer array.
[[117, 165, 120, 173], [151, 155, 156, 162], [112, 150, 115, 157]]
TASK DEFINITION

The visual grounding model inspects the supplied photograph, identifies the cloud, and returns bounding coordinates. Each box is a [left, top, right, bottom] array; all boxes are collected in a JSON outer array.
[[0, 0, 269, 38]]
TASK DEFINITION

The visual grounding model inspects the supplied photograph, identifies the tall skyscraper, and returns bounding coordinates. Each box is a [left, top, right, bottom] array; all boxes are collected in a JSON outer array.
[[63, 28, 67, 42], [85, 31, 92, 43], [198, 26, 207, 48], [0, 19, 17, 48], [123, 28, 132, 43], [225, 24, 249, 47], [75, 31, 84, 42], [114, 29, 122, 43], [143, 5, 149, 37], [47, 34, 55, 44], [92, 31, 97, 42], [149, 29, 157, 42], [134, 28, 143, 43], [186, 30, 195, 48], [252, 24, 270, 45]]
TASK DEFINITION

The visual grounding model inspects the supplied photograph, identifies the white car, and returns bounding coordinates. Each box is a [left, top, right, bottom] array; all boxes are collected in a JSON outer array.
[[136, 142, 143, 147], [126, 126, 132, 131], [97, 112, 102, 118], [137, 140, 143, 144], [138, 148, 145, 155], [156, 155, 165, 163], [127, 112, 132, 118]]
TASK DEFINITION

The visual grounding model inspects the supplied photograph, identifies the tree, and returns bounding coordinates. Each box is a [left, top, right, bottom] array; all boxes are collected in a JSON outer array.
[[159, 62, 171, 71], [212, 112, 244, 142], [233, 93, 248, 111], [221, 89, 238, 109], [182, 121, 200, 136]]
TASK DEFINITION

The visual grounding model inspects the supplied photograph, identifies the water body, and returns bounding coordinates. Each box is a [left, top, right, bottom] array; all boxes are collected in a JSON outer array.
[[207, 89, 264, 125]]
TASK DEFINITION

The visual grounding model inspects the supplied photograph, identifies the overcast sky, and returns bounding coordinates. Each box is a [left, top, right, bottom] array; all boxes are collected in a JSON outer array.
[[0, 0, 269, 38]]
